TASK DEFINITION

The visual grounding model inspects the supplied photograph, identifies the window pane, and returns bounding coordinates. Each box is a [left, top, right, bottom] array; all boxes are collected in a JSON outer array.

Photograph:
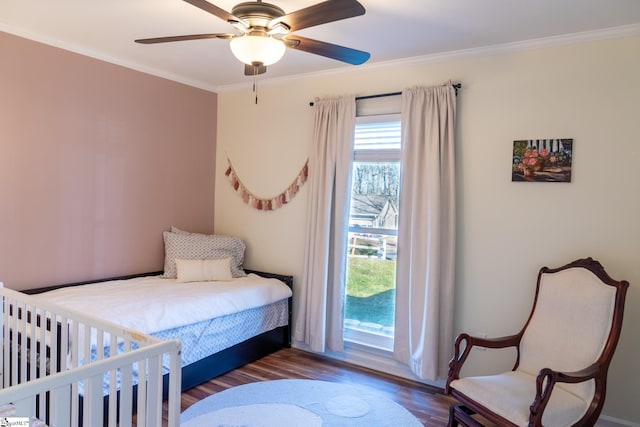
[[350, 162, 400, 224], [345, 233, 397, 334], [344, 160, 399, 349]]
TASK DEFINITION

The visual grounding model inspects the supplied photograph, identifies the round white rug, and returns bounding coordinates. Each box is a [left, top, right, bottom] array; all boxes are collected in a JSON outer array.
[[180, 379, 422, 427]]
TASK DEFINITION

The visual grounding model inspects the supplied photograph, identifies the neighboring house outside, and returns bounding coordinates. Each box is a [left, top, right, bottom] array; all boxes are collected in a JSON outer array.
[[349, 194, 398, 260], [349, 194, 398, 229]]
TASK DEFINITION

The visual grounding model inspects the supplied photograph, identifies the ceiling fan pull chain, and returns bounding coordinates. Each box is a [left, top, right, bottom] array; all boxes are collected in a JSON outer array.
[[253, 65, 259, 104]]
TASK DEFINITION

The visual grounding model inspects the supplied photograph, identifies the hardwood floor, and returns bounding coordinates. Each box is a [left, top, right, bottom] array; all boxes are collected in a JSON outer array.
[[176, 347, 457, 426]]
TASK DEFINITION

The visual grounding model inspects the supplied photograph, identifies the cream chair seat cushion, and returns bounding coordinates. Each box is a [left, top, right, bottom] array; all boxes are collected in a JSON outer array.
[[450, 371, 588, 427]]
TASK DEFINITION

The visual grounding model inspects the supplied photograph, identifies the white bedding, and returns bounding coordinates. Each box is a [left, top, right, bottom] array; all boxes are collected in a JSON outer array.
[[37, 273, 292, 335]]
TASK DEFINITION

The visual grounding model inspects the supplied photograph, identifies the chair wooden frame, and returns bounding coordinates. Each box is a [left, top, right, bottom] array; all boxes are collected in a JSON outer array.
[[445, 258, 629, 427]]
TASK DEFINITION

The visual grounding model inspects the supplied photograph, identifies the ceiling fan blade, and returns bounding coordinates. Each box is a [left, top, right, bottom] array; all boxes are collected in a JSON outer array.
[[135, 33, 233, 44], [244, 63, 267, 76], [274, 0, 365, 32], [283, 35, 370, 65], [182, 0, 239, 23]]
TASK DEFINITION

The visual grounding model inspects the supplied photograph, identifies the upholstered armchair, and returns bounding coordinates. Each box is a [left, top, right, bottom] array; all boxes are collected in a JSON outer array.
[[446, 258, 628, 427]]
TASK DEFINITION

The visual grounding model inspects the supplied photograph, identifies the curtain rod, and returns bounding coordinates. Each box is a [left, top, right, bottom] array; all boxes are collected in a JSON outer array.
[[308, 83, 461, 106]]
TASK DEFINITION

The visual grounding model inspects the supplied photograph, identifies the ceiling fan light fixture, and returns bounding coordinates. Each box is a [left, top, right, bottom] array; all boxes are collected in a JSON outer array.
[[230, 34, 286, 66]]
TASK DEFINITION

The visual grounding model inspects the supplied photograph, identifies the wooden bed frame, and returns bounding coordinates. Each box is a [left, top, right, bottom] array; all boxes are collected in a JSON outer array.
[[24, 268, 293, 393]]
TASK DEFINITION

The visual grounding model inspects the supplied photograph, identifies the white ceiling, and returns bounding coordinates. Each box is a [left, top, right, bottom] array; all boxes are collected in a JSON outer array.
[[2, 0, 640, 92]]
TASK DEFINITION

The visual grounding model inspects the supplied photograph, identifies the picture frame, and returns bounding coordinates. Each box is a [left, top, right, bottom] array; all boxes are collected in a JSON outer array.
[[512, 139, 573, 182]]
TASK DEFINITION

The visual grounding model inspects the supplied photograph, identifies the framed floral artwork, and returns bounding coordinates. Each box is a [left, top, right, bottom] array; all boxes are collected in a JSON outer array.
[[512, 139, 573, 182]]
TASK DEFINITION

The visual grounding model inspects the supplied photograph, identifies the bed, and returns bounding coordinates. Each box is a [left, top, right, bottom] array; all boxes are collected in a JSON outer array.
[[25, 268, 293, 392], [0, 284, 182, 427], [25, 228, 294, 393]]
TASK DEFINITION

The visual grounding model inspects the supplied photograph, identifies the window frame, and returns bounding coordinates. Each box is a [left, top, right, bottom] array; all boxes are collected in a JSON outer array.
[[343, 113, 402, 351]]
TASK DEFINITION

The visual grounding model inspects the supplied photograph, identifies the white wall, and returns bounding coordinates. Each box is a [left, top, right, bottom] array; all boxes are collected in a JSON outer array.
[[215, 34, 640, 423]]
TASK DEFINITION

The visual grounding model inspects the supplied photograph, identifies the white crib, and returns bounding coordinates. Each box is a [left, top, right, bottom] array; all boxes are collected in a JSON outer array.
[[0, 285, 181, 427]]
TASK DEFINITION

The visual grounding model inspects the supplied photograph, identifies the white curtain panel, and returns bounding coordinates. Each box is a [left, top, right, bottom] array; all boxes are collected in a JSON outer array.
[[294, 96, 356, 352], [394, 83, 457, 380]]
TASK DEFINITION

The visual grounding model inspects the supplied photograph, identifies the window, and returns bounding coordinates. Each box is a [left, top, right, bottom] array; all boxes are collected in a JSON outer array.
[[344, 114, 401, 351]]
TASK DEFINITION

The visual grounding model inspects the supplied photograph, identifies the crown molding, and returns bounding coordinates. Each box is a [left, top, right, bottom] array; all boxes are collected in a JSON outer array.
[[0, 24, 218, 93], [216, 23, 640, 93], [3, 21, 638, 94]]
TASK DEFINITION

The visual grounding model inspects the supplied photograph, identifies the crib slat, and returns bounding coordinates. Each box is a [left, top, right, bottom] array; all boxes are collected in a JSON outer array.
[[49, 312, 61, 375], [70, 319, 80, 427], [50, 385, 72, 427], [167, 343, 182, 427], [28, 304, 36, 382], [37, 310, 48, 415], [119, 362, 133, 427], [10, 301, 19, 386], [83, 325, 92, 369], [96, 328, 104, 361], [70, 379, 80, 427], [137, 358, 147, 427], [107, 333, 118, 427], [2, 298, 9, 388], [85, 374, 104, 427], [18, 302, 28, 387], [70, 319, 79, 370], [147, 354, 161, 427], [1, 297, 7, 389]]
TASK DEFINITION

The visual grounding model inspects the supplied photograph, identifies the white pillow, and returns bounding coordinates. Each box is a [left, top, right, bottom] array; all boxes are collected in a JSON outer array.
[[162, 230, 247, 279], [176, 258, 233, 283]]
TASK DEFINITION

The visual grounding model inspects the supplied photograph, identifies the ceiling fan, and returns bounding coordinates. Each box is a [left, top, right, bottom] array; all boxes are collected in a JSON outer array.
[[135, 0, 370, 77]]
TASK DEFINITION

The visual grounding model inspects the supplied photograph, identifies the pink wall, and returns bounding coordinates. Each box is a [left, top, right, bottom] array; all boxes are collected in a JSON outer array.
[[0, 31, 218, 290]]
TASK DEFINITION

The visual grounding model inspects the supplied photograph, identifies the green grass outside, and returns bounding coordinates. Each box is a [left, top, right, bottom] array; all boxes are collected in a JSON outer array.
[[345, 257, 396, 327], [346, 257, 396, 296]]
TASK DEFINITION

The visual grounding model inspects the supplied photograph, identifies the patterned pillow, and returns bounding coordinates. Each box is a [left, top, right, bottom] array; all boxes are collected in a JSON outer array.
[[162, 230, 247, 279]]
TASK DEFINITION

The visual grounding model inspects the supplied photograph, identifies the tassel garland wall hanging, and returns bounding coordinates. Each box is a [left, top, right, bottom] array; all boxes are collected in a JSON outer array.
[[225, 156, 308, 211]]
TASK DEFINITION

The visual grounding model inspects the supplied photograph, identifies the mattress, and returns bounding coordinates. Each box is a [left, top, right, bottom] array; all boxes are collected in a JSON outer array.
[[39, 273, 291, 365], [38, 273, 292, 334], [38, 273, 292, 395]]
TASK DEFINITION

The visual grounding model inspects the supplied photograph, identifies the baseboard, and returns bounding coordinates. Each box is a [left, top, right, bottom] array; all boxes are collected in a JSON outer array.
[[596, 416, 640, 427], [292, 340, 444, 389]]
